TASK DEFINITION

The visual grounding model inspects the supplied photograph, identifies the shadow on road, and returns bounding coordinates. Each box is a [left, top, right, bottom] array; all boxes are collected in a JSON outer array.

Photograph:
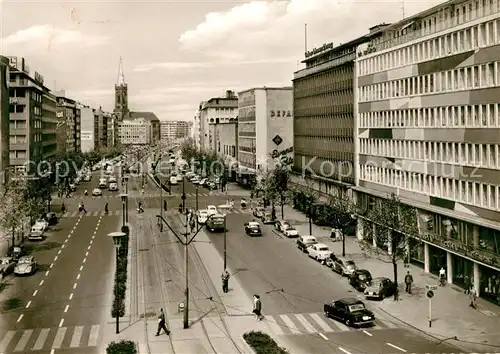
[[25, 241, 62, 254], [2, 297, 22, 311]]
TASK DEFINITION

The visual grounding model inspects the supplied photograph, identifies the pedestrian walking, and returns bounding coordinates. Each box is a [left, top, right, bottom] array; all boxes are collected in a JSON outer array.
[[61, 203, 66, 214], [190, 219, 195, 233], [155, 308, 170, 336], [78, 202, 87, 214], [404, 270, 414, 294], [253, 294, 263, 321], [439, 267, 446, 286], [469, 287, 477, 309], [221, 269, 230, 293], [104, 203, 109, 215], [464, 275, 471, 294]]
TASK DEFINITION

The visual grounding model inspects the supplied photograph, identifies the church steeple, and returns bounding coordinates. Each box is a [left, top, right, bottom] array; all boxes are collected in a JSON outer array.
[[114, 57, 129, 120]]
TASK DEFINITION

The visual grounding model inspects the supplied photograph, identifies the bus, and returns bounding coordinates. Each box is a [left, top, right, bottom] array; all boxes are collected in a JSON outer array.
[[206, 214, 226, 232]]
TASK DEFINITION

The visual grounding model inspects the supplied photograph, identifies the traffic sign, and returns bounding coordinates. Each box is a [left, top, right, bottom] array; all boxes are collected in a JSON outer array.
[[426, 284, 438, 291], [426, 290, 434, 299]]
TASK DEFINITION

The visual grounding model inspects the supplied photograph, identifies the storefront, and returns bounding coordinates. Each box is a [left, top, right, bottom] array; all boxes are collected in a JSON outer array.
[[428, 244, 447, 275], [479, 264, 500, 305], [410, 241, 425, 268], [451, 254, 474, 290]]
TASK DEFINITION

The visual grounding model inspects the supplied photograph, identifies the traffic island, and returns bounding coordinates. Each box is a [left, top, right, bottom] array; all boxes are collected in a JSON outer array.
[[106, 340, 137, 354], [243, 331, 289, 354]]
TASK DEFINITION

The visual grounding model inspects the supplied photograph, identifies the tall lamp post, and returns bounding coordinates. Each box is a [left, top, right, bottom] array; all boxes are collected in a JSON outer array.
[[119, 193, 128, 227], [123, 176, 129, 222], [107, 231, 126, 334], [223, 215, 227, 270]]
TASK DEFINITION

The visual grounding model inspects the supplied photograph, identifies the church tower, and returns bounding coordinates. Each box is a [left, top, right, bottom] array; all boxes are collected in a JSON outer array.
[[114, 57, 129, 120]]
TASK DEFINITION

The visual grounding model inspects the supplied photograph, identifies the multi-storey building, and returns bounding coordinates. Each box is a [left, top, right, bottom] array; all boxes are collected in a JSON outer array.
[[199, 91, 238, 151], [54, 91, 81, 154], [292, 26, 385, 196], [8, 57, 57, 173], [193, 105, 203, 148], [209, 120, 238, 178], [237, 87, 293, 185], [118, 113, 159, 146], [0, 56, 10, 185], [80, 105, 97, 153], [160, 120, 190, 140], [187, 121, 193, 139], [355, 0, 500, 303]]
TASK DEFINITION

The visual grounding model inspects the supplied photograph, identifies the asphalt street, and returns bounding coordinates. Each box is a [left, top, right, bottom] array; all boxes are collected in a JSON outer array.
[[0, 172, 122, 353]]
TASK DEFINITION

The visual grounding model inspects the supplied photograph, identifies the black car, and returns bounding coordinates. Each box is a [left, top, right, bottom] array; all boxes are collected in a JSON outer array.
[[7, 245, 26, 261], [244, 222, 262, 236], [46, 212, 58, 225], [324, 298, 375, 327], [364, 277, 397, 299], [349, 269, 372, 291]]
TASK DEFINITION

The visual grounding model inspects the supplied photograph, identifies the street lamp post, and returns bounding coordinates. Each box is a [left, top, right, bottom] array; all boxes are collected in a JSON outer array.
[[223, 215, 227, 270], [108, 231, 126, 334], [119, 193, 128, 227], [308, 201, 313, 235]]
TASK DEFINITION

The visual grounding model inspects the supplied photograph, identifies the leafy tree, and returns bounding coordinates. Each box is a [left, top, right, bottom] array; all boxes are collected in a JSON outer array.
[[0, 177, 29, 246], [106, 340, 137, 354], [359, 193, 419, 300], [256, 164, 292, 218], [327, 190, 357, 256]]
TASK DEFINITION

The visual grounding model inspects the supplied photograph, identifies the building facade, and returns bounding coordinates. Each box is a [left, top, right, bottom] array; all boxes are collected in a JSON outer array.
[[8, 57, 58, 173], [129, 112, 160, 145], [55, 92, 81, 155], [160, 120, 190, 140], [237, 87, 294, 182], [193, 105, 203, 148], [209, 120, 238, 165], [118, 113, 159, 146], [355, 0, 500, 304], [199, 91, 238, 151], [80, 105, 96, 153], [0, 57, 10, 185], [293, 27, 384, 194]]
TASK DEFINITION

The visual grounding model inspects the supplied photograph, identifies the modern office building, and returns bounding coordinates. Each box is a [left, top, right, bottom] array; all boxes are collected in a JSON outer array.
[[237, 87, 293, 185], [193, 105, 203, 148], [209, 120, 238, 178], [118, 112, 160, 146], [187, 121, 193, 139], [160, 120, 190, 140], [292, 26, 386, 194], [8, 57, 58, 173], [199, 91, 238, 151], [0, 56, 10, 186], [355, 0, 500, 303], [79, 105, 97, 153], [54, 91, 81, 154]]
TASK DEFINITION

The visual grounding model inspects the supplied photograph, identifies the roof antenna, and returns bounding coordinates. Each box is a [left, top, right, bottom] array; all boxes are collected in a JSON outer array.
[[402, 1, 405, 19]]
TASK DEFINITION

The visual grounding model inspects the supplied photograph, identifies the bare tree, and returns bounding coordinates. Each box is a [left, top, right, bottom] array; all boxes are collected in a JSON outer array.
[[327, 190, 357, 257], [360, 193, 419, 300]]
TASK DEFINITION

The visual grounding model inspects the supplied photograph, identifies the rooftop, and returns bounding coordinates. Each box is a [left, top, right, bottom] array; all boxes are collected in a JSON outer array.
[[238, 86, 292, 95], [130, 111, 160, 122]]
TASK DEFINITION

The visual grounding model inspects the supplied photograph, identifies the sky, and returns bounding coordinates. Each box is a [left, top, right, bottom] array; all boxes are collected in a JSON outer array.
[[0, 0, 443, 122]]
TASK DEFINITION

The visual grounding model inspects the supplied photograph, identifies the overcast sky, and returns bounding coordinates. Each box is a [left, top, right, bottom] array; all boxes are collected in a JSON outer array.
[[0, 0, 442, 121]]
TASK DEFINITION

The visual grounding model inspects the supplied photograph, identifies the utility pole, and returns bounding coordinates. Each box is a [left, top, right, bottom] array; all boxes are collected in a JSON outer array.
[[181, 177, 186, 212], [223, 216, 227, 270]]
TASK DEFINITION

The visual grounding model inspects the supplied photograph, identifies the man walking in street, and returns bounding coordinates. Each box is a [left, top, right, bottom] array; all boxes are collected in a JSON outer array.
[[78, 202, 87, 214], [253, 294, 263, 321], [405, 270, 414, 294], [221, 269, 230, 293], [469, 287, 478, 309], [155, 308, 170, 336]]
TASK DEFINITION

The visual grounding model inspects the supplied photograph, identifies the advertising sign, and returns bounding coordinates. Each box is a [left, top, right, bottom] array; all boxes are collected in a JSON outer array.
[[8, 57, 17, 68]]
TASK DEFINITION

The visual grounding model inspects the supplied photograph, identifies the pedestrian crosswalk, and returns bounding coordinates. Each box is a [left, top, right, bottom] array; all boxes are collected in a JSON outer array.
[[0, 324, 101, 352], [225, 311, 397, 337]]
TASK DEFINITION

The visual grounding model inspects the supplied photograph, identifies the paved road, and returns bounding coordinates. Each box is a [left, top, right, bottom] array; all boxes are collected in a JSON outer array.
[[0, 173, 122, 353]]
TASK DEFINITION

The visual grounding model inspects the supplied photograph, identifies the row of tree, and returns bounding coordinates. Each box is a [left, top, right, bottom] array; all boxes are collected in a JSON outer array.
[[0, 147, 124, 246]]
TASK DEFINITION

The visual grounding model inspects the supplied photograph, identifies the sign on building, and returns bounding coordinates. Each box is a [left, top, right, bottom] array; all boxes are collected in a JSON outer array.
[[34, 71, 44, 85]]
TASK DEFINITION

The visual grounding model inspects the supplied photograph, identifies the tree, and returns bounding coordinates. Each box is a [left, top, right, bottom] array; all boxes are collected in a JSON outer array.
[[289, 177, 320, 235], [360, 193, 419, 300], [327, 189, 357, 257], [0, 177, 29, 247]]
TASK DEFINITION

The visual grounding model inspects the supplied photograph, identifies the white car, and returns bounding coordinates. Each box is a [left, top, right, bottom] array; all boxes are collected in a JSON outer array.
[[169, 176, 178, 185], [83, 175, 91, 182], [197, 210, 209, 224], [14, 256, 37, 275], [176, 174, 183, 182], [207, 205, 218, 216], [108, 176, 117, 183], [307, 243, 332, 261], [99, 178, 107, 188], [35, 219, 49, 231], [29, 224, 45, 241], [92, 188, 103, 196], [109, 182, 118, 191], [199, 178, 206, 186], [283, 227, 299, 238]]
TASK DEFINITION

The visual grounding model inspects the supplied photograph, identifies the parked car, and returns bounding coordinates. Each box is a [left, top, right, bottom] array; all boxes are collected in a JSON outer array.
[[14, 256, 37, 275], [283, 226, 299, 238], [35, 218, 49, 231], [307, 243, 331, 262], [323, 298, 375, 327], [349, 269, 373, 292], [253, 207, 266, 219], [69, 183, 76, 191], [197, 210, 209, 224], [275, 220, 292, 233], [261, 212, 276, 224], [245, 221, 262, 236], [176, 174, 183, 182], [29, 224, 45, 241], [207, 205, 218, 216], [297, 235, 317, 252], [331, 257, 358, 276], [46, 212, 58, 225], [83, 174, 91, 182], [207, 181, 217, 190], [92, 188, 103, 196], [0, 257, 16, 275], [99, 178, 107, 188], [109, 182, 118, 191], [169, 176, 178, 185], [199, 178, 207, 186], [324, 253, 338, 268], [364, 277, 397, 300], [7, 246, 26, 261]]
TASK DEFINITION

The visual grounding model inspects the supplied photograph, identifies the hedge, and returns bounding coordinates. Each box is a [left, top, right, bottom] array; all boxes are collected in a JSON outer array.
[[243, 331, 289, 354], [106, 340, 137, 354], [111, 238, 128, 318]]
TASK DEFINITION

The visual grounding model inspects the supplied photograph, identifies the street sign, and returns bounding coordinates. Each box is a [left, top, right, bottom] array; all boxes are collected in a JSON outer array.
[[426, 290, 434, 299], [426, 284, 438, 291]]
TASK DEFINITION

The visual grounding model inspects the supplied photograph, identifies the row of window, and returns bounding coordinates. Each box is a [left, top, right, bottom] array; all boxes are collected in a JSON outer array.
[[359, 17, 500, 76], [359, 61, 500, 102], [295, 66, 353, 93], [360, 165, 500, 211], [295, 116, 354, 135], [360, 138, 500, 170], [9, 135, 26, 144], [359, 103, 500, 128], [305, 49, 355, 69], [222, 145, 236, 158], [9, 150, 27, 159], [296, 89, 354, 109]]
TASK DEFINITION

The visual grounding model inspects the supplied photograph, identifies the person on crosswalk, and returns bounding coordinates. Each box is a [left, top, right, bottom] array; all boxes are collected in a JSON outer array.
[[61, 203, 66, 214], [104, 203, 109, 215], [78, 202, 87, 214], [155, 308, 170, 336]]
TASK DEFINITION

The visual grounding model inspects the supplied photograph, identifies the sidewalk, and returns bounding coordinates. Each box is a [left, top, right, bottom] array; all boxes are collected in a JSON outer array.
[[281, 203, 500, 352]]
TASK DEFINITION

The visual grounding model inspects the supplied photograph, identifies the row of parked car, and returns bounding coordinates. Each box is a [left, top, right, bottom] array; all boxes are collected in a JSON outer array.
[[185, 172, 219, 190]]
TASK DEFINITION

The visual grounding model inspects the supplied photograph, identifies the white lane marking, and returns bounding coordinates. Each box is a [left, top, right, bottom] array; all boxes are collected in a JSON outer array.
[[45, 271, 49, 276], [16, 314, 23, 322], [76, 273, 81, 280], [57, 250, 61, 255], [49, 263, 54, 269], [64, 305, 69, 313], [90, 240, 93, 244], [25, 301, 31, 308], [87, 245, 91, 250], [39, 280, 44, 286], [54, 256, 58, 262], [79, 266, 83, 271], [58, 318, 64, 327], [64, 239, 68, 243], [14, 328, 32, 351], [70, 326, 84, 347], [33, 328, 50, 350], [82, 258, 86, 263], [85, 252, 89, 257], [50, 349, 55, 354], [363, 330, 373, 336], [52, 327, 66, 348], [32, 290, 38, 296], [319, 333, 328, 340], [338, 347, 352, 354], [280, 315, 301, 334], [61, 244, 65, 249], [386, 343, 407, 352], [88, 325, 100, 346], [73, 283, 78, 289], [69, 293, 73, 300]]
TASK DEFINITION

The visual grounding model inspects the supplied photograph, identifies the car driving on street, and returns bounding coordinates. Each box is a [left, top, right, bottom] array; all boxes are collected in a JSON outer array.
[[252, 207, 266, 219], [197, 210, 209, 224], [92, 188, 103, 196], [206, 214, 225, 232], [244, 221, 262, 236], [207, 205, 218, 216], [323, 298, 375, 327]]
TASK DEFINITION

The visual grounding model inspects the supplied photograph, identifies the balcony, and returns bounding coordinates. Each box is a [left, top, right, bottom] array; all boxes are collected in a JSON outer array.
[[9, 97, 28, 105]]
